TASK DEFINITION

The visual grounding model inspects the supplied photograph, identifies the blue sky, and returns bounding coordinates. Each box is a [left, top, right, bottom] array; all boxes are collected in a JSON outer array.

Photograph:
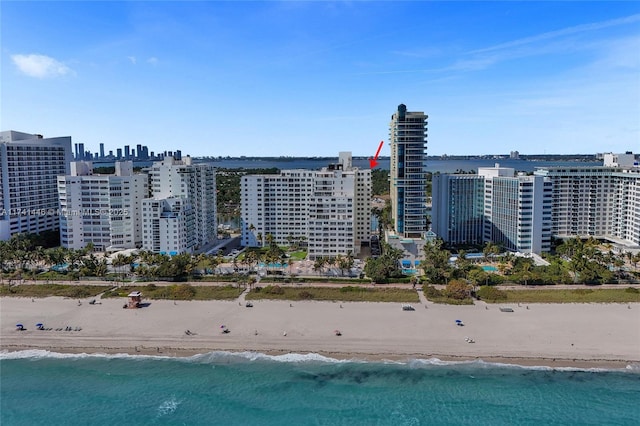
[[2, 1, 639, 157]]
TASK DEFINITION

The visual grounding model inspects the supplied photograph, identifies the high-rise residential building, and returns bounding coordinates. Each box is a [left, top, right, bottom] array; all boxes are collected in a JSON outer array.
[[57, 161, 148, 251], [534, 153, 640, 246], [0, 131, 73, 240], [124, 145, 130, 160], [431, 164, 553, 254], [431, 174, 485, 245], [479, 166, 553, 254], [78, 143, 85, 160], [141, 156, 217, 254], [99, 143, 105, 159], [116, 148, 122, 159], [241, 152, 371, 259], [241, 169, 312, 249], [389, 104, 428, 238]]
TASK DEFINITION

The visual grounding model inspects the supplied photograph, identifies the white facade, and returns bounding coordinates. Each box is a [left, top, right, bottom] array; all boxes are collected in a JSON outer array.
[[0, 131, 72, 240], [480, 168, 553, 254], [141, 157, 216, 254], [389, 104, 428, 238], [241, 152, 371, 258], [142, 197, 195, 255], [603, 152, 637, 168], [432, 165, 553, 254], [57, 161, 147, 251], [534, 159, 640, 246]]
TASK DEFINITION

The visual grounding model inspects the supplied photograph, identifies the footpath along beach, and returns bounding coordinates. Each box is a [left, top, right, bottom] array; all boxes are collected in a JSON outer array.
[[2, 291, 639, 369]]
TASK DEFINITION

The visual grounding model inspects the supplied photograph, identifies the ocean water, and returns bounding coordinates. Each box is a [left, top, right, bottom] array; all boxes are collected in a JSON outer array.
[[1, 351, 639, 426]]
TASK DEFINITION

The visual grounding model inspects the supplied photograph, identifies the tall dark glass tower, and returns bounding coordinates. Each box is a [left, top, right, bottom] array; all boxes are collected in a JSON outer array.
[[389, 104, 428, 238]]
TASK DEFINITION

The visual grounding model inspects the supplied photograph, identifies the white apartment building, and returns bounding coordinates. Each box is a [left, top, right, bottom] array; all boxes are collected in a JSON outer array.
[[241, 152, 371, 259], [389, 104, 428, 238], [142, 196, 195, 255], [432, 164, 552, 254], [534, 153, 640, 246], [0, 131, 73, 240], [57, 161, 148, 251], [480, 166, 553, 254], [141, 157, 216, 254]]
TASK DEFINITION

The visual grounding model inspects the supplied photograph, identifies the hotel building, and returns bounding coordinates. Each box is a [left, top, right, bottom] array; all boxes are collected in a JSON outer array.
[[57, 161, 148, 251], [141, 156, 216, 254], [0, 131, 73, 240], [389, 104, 428, 238], [241, 152, 371, 259]]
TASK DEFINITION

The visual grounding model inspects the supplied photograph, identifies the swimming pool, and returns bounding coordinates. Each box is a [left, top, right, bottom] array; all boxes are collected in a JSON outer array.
[[259, 263, 288, 268], [481, 265, 498, 272]]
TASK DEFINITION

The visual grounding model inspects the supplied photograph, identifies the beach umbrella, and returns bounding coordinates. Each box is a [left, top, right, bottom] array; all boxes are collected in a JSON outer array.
[[455, 319, 462, 323], [220, 325, 226, 329], [16, 323, 23, 328], [36, 323, 43, 327]]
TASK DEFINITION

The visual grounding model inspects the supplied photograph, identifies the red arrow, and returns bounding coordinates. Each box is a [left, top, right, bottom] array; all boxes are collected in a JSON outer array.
[[369, 140, 384, 169]]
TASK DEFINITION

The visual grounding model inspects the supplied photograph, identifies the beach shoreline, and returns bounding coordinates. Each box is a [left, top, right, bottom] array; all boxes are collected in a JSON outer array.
[[1, 344, 634, 370], [2, 296, 639, 370]]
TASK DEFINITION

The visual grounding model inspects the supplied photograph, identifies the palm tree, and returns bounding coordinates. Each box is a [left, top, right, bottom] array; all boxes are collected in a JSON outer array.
[[244, 250, 259, 273], [313, 257, 326, 275], [111, 254, 129, 282]]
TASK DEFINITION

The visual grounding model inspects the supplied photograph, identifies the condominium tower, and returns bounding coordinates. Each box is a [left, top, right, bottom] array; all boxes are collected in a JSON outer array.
[[534, 153, 639, 246], [479, 166, 553, 254], [432, 164, 553, 254], [431, 174, 485, 245], [0, 131, 73, 240], [389, 104, 428, 238], [57, 161, 148, 251], [241, 152, 371, 259], [141, 157, 217, 254]]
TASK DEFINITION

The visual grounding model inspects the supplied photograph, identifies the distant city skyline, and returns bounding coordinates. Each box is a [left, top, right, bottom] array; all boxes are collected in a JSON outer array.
[[2, 2, 639, 157]]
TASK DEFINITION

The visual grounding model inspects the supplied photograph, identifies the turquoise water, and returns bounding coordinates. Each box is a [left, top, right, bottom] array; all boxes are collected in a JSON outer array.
[[481, 265, 498, 272], [1, 350, 639, 425], [258, 262, 288, 268]]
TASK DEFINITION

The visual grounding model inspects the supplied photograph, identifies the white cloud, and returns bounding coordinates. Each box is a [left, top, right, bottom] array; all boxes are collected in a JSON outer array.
[[470, 13, 640, 55], [128, 56, 137, 64], [11, 54, 73, 78], [147, 57, 158, 65]]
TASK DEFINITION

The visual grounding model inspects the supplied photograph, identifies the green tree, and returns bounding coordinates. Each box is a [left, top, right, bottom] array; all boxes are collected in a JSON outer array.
[[444, 279, 471, 300]]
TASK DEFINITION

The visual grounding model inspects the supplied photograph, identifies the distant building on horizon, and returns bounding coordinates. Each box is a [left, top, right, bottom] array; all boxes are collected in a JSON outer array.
[[0, 130, 73, 241], [389, 104, 428, 239]]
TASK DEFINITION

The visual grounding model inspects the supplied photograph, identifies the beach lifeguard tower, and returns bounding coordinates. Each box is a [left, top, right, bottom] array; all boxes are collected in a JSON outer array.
[[126, 291, 142, 309]]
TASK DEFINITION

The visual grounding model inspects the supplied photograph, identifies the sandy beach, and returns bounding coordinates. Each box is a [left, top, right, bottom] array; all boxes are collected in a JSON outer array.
[[2, 294, 639, 368]]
